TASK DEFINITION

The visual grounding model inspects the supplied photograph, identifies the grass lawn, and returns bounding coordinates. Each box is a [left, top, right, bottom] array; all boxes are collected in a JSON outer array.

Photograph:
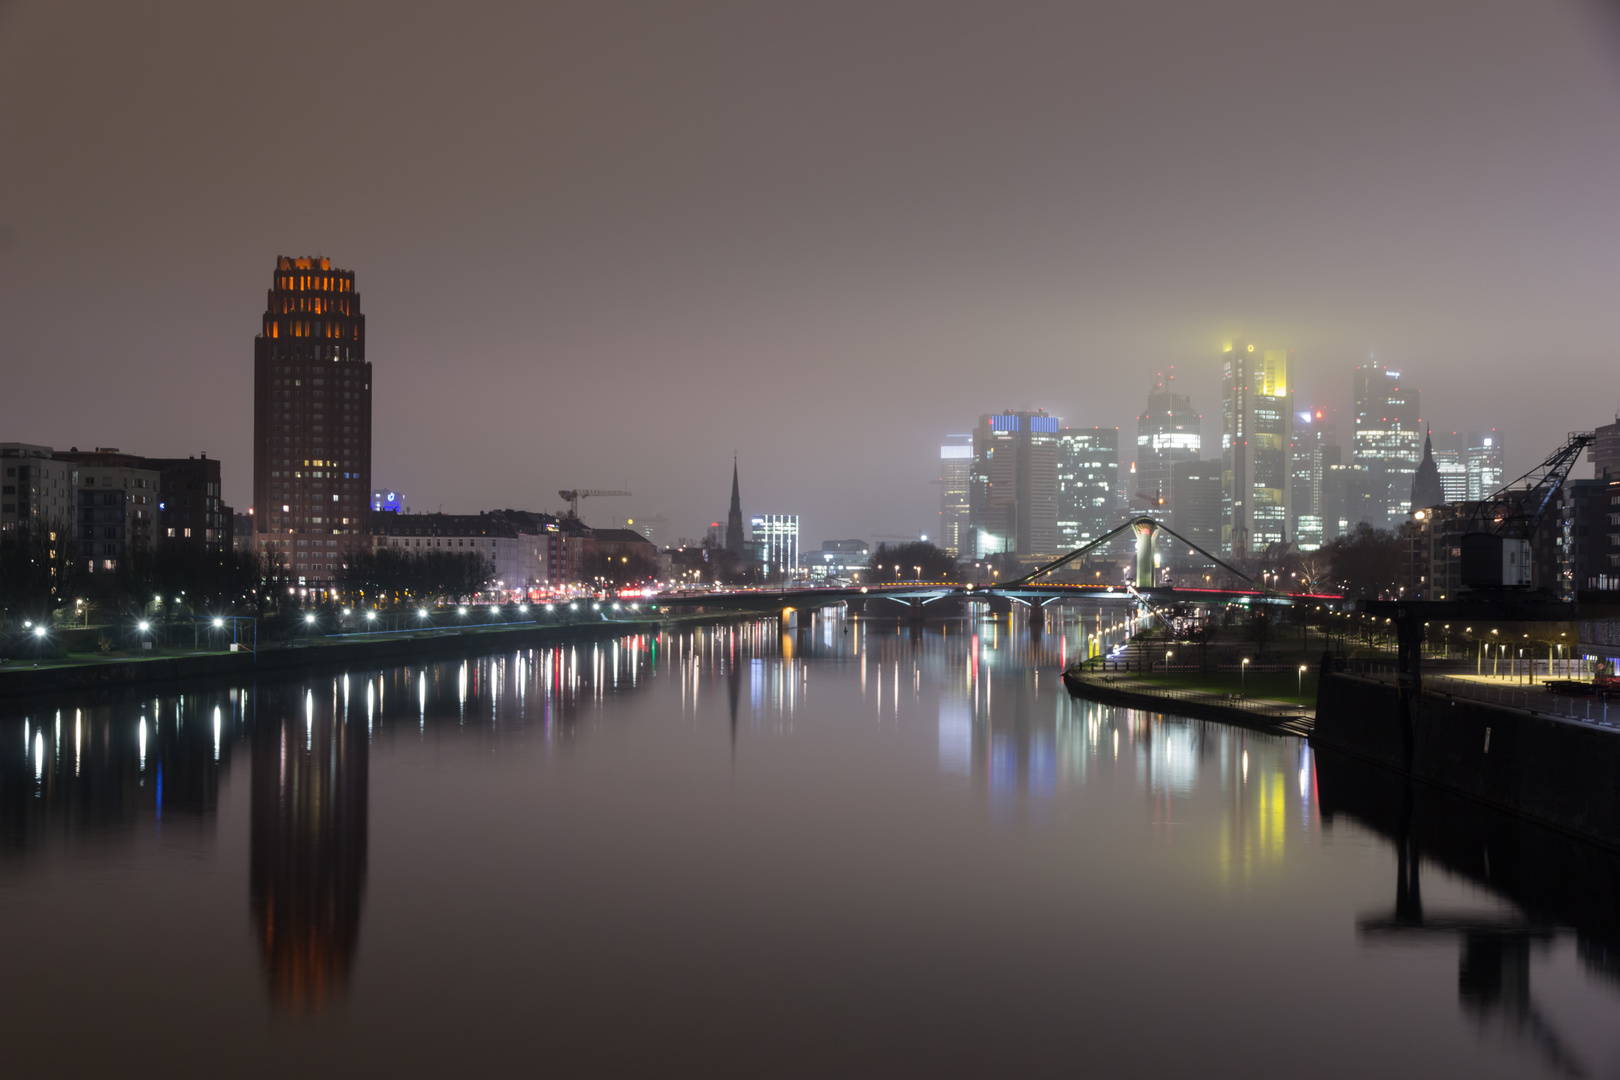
[[1090, 667, 1320, 706]]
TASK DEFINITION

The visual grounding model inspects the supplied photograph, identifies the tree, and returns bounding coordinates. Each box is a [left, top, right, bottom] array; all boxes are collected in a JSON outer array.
[[338, 548, 492, 607], [0, 517, 80, 624], [865, 542, 958, 582], [1323, 522, 1404, 599]]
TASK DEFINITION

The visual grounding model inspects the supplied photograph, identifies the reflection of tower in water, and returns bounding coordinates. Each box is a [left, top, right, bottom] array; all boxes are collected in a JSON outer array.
[[250, 685, 369, 1009]]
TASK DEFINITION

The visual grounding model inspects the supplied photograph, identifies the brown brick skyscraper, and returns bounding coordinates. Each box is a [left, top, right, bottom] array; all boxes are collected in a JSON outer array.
[[252, 256, 372, 595]]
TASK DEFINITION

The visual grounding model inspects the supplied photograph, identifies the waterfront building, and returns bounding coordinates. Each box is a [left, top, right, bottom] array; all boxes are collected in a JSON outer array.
[[1353, 360, 1422, 526], [1220, 340, 1293, 559], [0, 443, 78, 536], [55, 448, 162, 575], [808, 539, 869, 582], [1593, 416, 1620, 480], [970, 410, 1060, 558], [1134, 375, 1201, 512], [371, 510, 553, 593], [1402, 502, 1473, 601], [151, 454, 233, 553], [937, 438, 971, 557], [1057, 426, 1120, 551], [253, 256, 373, 594], [1557, 478, 1611, 599]]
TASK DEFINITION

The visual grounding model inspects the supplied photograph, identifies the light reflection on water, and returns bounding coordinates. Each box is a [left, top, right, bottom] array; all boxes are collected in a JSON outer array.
[[0, 611, 1617, 1077]]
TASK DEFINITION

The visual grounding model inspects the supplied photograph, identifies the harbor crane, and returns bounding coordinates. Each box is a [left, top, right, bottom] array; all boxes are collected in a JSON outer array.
[[558, 488, 630, 519], [1460, 431, 1593, 589]]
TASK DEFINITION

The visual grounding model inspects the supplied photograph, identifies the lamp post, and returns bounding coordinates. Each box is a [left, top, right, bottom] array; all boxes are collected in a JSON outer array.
[[1241, 657, 1250, 696], [1298, 663, 1307, 701]]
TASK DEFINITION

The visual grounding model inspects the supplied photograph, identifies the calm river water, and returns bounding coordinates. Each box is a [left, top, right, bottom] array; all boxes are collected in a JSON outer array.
[[2, 612, 1617, 1077]]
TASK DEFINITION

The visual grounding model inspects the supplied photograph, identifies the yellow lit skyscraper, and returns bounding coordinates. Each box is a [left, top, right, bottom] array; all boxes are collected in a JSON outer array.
[[1221, 340, 1293, 560]]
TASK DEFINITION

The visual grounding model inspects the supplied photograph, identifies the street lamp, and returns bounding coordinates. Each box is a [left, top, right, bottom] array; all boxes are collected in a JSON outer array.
[[1241, 657, 1250, 695], [1298, 663, 1307, 700]]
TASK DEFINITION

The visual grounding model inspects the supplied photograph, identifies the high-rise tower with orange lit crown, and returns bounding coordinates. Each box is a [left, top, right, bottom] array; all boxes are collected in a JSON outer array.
[[252, 256, 372, 595]]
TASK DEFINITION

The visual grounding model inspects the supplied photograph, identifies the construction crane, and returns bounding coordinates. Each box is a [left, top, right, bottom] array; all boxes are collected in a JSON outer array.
[[558, 489, 630, 520], [1460, 431, 1593, 589]]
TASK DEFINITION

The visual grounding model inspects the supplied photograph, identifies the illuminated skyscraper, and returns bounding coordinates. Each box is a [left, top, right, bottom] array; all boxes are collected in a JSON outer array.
[[1290, 407, 1333, 549], [1134, 373, 1201, 512], [1057, 427, 1119, 550], [970, 410, 1060, 557], [937, 438, 972, 557], [1431, 434, 1470, 503], [253, 256, 372, 594], [1352, 360, 1421, 526], [1466, 429, 1504, 501], [1221, 340, 1293, 560]]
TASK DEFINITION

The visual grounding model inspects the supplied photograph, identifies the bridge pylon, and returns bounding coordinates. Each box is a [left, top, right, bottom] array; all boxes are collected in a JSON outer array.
[[1132, 518, 1160, 589]]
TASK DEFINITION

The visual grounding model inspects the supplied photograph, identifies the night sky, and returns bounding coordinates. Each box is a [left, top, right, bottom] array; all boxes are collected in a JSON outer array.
[[3, 1, 1619, 544]]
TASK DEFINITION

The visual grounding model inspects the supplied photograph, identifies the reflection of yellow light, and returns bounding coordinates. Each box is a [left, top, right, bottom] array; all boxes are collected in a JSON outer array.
[[1247, 343, 1255, 352]]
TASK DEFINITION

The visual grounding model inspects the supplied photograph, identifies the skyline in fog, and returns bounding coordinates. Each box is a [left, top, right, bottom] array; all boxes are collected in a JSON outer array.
[[4, 1, 1620, 543]]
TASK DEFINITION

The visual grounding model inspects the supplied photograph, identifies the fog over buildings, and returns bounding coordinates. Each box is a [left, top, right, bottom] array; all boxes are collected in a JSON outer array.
[[4, 1, 1620, 544]]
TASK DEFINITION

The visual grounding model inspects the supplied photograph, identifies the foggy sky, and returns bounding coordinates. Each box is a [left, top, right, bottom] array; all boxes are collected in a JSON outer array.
[[3, 1, 1620, 544]]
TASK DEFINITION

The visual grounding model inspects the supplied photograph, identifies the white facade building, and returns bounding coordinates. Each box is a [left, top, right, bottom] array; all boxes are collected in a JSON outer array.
[[751, 514, 799, 579]]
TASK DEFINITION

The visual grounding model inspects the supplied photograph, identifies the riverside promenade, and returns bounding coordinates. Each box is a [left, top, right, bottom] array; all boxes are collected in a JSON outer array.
[[1060, 666, 1315, 737], [0, 610, 747, 699]]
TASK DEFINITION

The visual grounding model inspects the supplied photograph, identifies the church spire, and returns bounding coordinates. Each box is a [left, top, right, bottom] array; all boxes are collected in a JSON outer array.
[[725, 455, 745, 556], [1410, 427, 1445, 513]]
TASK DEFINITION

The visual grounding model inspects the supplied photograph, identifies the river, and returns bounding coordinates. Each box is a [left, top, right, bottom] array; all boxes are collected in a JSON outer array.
[[1, 611, 1616, 1077]]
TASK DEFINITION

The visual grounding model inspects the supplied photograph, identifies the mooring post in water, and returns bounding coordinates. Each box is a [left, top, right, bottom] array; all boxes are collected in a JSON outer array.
[[1394, 608, 1422, 768]]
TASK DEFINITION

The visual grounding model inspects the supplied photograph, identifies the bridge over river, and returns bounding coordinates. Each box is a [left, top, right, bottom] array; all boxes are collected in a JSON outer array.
[[651, 515, 1339, 627]]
